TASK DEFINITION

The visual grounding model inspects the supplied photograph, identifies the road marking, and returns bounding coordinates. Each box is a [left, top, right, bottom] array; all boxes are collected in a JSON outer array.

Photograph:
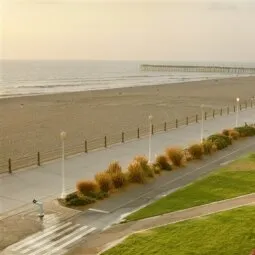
[[88, 208, 110, 214], [44, 227, 96, 255], [28, 225, 90, 255], [220, 160, 234, 166], [11, 222, 72, 251], [21, 224, 80, 254]]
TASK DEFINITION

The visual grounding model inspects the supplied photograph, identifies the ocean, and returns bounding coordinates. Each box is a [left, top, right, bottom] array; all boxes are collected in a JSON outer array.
[[0, 60, 254, 98]]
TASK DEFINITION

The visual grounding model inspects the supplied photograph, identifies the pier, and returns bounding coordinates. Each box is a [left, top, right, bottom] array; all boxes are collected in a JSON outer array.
[[140, 64, 255, 74]]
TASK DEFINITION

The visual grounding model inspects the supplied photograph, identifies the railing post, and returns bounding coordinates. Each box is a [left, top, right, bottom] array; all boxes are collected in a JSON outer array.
[[151, 124, 154, 135], [176, 119, 178, 128], [85, 140, 88, 153], [234, 105, 236, 112], [8, 158, 12, 174], [196, 114, 198, 123], [37, 152, 40, 166], [186, 117, 188, 125], [137, 128, 140, 139], [104, 136, 107, 148], [213, 110, 215, 118], [205, 112, 207, 120], [240, 104, 242, 111], [164, 122, 167, 131], [122, 132, 124, 143], [220, 108, 222, 116]]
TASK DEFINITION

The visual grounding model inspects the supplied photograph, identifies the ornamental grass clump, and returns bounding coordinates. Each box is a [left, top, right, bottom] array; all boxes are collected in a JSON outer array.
[[95, 172, 113, 193], [106, 161, 126, 188], [165, 147, 184, 167], [188, 143, 204, 159], [134, 155, 155, 177], [76, 180, 99, 196], [155, 155, 172, 171], [127, 161, 146, 183]]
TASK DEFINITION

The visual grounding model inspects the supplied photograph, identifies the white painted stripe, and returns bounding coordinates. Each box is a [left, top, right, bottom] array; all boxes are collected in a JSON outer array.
[[88, 208, 109, 214], [11, 222, 72, 251], [21, 224, 80, 254], [29, 225, 89, 255], [44, 227, 96, 255]]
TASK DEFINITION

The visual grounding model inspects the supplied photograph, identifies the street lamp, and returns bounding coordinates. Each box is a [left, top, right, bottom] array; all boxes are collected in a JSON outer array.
[[236, 97, 240, 127], [148, 115, 153, 163], [60, 131, 67, 199], [200, 104, 204, 143]]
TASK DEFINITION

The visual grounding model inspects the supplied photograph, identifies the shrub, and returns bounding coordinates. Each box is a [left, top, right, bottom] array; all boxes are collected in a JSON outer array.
[[222, 129, 230, 136], [229, 130, 240, 140], [134, 156, 155, 177], [234, 125, 255, 137], [111, 171, 126, 188], [127, 161, 146, 183], [202, 140, 214, 155], [106, 161, 122, 175], [155, 155, 172, 171], [207, 134, 232, 150], [188, 144, 204, 159], [165, 147, 184, 167], [65, 192, 79, 202], [76, 180, 98, 196], [88, 190, 109, 200], [95, 172, 113, 193], [65, 195, 96, 207]]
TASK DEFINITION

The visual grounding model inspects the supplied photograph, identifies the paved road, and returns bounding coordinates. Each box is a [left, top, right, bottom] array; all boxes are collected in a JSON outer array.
[[0, 108, 255, 214], [2, 135, 255, 255]]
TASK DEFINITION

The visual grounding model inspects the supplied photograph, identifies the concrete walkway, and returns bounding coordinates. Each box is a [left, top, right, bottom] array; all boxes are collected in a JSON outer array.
[[1, 108, 255, 214], [67, 193, 255, 255]]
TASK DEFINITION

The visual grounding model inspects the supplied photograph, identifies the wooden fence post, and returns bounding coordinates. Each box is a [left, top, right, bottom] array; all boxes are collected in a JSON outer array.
[[151, 124, 154, 135], [164, 122, 167, 131], [205, 112, 207, 120], [122, 132, 124, 143], [234, 105, 236, 112], [227, 107, 229, 115], [85, 140, 88, 153], [213, 110, 215, 118], [104, 136, 107, 148], [8, 158, 12, 174], [137, 128, 140, 139], [196, 114, 198, 123], [37, 152, 40, 166], [186, 117, 188, 125], [176, 119, 178, 128], [220, 108, 223, 116]]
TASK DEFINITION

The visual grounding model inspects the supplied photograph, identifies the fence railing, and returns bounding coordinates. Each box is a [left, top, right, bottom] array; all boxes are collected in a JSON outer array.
[[1, 101, 254, 174]]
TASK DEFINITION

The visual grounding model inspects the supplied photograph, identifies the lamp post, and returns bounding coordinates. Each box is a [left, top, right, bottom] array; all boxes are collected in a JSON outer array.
[[148, 115, 153, 163], [200, 104, 204, 143], [236, 97, 240, 127], [60, 131, 67, 199]]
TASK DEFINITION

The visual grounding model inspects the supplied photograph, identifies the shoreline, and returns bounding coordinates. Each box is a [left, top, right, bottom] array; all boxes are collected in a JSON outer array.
[[0, 75, 246, 102]]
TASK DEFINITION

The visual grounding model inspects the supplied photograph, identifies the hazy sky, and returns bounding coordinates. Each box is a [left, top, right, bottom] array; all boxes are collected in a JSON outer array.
[[1, 0, 255, 61]]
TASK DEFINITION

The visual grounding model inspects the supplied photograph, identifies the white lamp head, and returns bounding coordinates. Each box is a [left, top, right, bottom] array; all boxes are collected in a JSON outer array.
[[236, 97, 240, 102], [60, 131, 67, 140]]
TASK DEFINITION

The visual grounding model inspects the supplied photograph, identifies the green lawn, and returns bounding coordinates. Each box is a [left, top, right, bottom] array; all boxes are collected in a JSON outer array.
[[103, 205, 255, 255], [126, 153, 255, 221]]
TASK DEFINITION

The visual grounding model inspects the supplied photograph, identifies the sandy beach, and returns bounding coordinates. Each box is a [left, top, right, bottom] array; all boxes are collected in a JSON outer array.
[[0, 76, 255, 171]]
